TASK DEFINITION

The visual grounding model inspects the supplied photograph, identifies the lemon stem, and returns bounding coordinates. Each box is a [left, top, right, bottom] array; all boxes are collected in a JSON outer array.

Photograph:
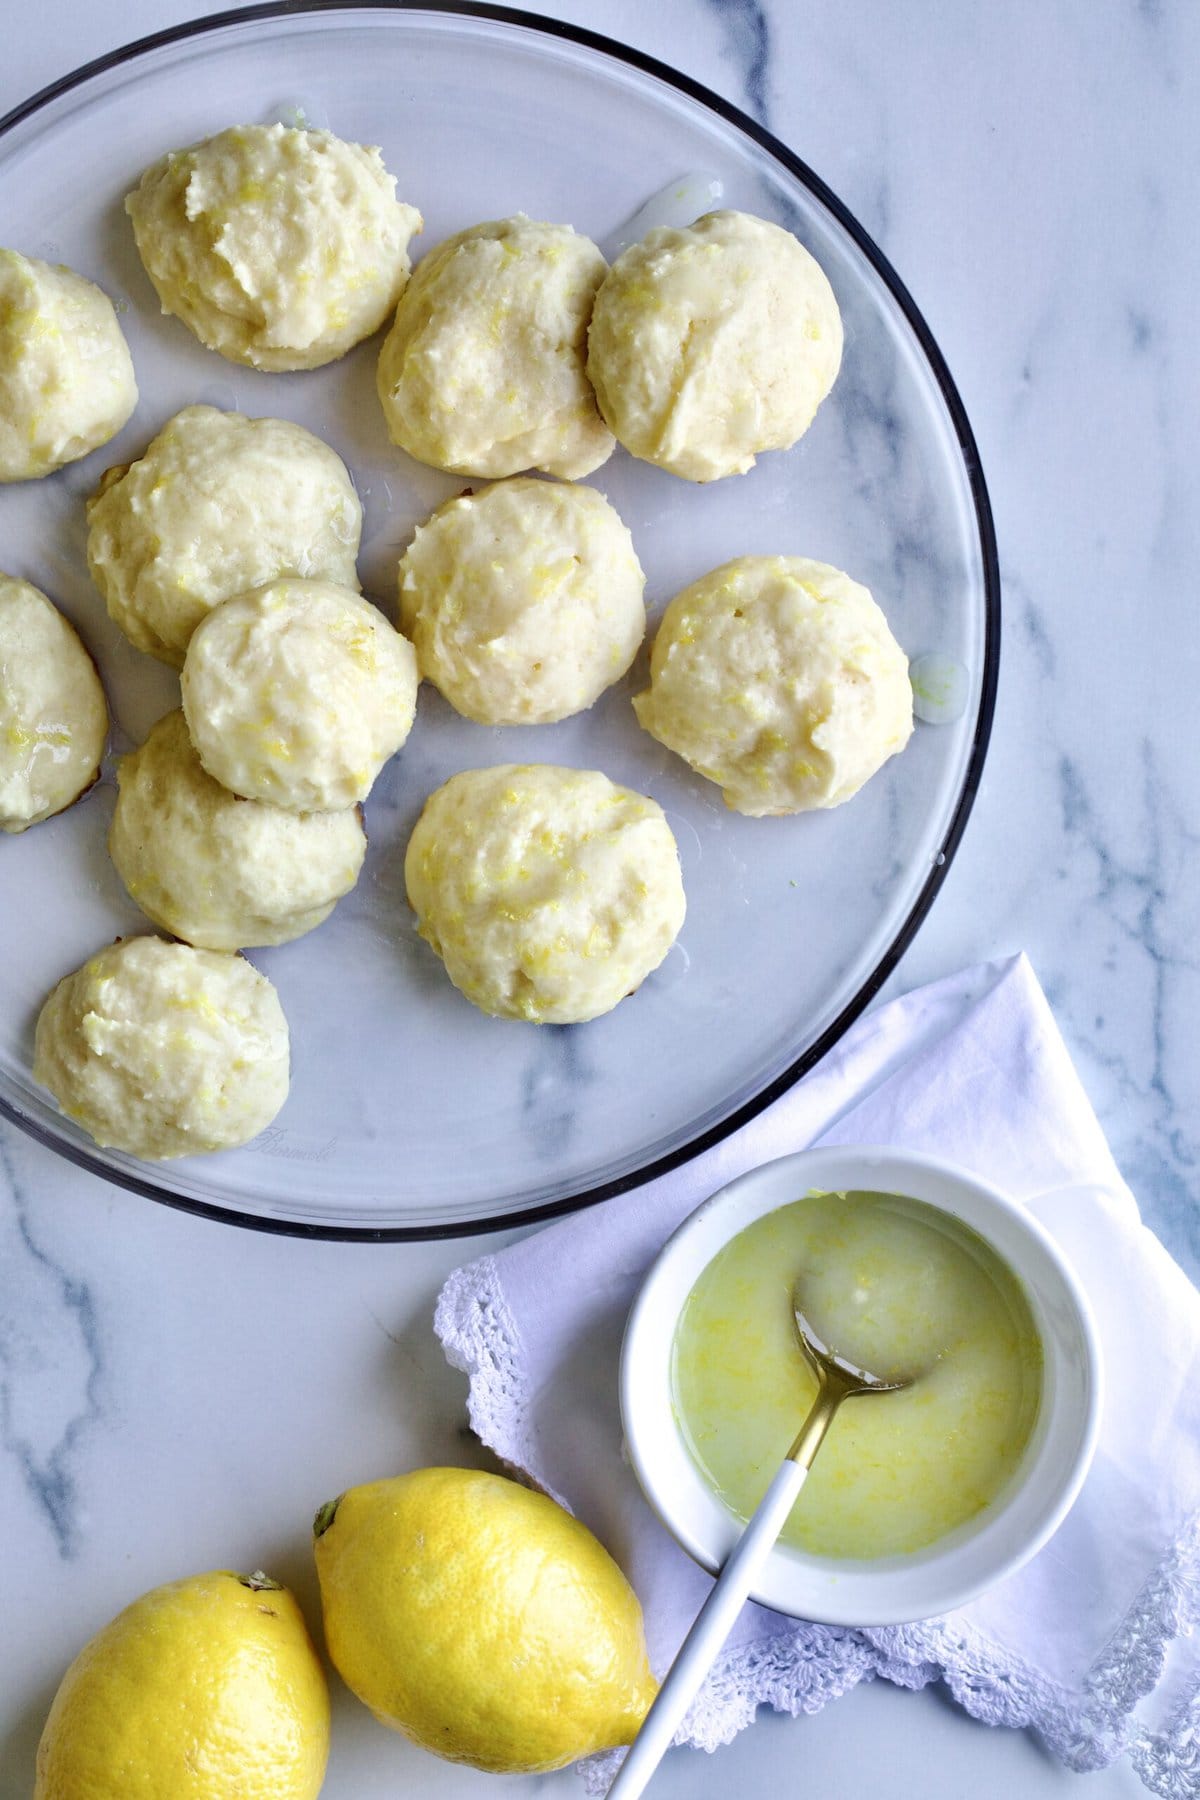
[[313, 1497, 341, 1539]]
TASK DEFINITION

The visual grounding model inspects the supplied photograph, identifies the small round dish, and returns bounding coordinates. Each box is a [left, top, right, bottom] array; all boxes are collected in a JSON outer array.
[[620, 1146, 1102, 1626]]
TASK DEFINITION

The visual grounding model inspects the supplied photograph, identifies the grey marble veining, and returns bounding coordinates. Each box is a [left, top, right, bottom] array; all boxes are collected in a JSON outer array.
[[0, 5, 1194, 1799], [0, 1135, 102, 1558], [703, 0, 772, 124]]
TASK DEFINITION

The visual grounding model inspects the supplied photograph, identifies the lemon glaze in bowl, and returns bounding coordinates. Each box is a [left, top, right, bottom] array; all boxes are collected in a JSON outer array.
[[672, 1190, 1046, 1560], [620, 1146, 1102, 1625]]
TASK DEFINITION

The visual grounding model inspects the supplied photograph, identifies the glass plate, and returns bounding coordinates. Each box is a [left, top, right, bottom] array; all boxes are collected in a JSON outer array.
[[0, 3, 998, 1238]]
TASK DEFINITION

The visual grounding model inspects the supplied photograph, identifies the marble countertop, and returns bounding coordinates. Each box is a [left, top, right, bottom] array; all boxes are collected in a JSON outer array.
[[2, 3, 1195, 1796]]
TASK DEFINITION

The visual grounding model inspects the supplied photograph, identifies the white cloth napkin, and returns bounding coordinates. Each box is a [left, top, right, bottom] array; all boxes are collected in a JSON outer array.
[[435, 955, 1200, 1797]]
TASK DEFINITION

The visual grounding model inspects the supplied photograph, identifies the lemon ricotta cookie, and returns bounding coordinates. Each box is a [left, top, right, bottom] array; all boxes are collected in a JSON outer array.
[[0, 575, 107, 832], [0, 248, 136, 482], [405, 764, 685, 1024], [634, 556, 913, 816], [182, 578, 418, 810], [109, 710, 367, 949], [377, 216, 614, 479], [87, 405, 363, 667], [126, 123, 422, 370], [587, 209, 842, 482], [34, 937, 290, 1159], [398, 477, 644, 724]]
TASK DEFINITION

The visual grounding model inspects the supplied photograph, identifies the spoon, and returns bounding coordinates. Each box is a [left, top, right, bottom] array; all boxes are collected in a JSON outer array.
[[606, 1287, 915, 1798]]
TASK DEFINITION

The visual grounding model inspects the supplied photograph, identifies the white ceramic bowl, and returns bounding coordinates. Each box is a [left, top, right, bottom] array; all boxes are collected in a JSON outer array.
[[620, 1146, 1102, 1625]]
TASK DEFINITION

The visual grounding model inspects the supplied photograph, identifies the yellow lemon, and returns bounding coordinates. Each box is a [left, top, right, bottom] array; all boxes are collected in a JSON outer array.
[[34, 1569, 330, 1800], [313, 1467, 657, 1772]]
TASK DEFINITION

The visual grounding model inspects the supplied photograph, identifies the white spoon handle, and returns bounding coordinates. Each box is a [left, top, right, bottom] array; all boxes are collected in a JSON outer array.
[[606, 1458, 809, 1799]]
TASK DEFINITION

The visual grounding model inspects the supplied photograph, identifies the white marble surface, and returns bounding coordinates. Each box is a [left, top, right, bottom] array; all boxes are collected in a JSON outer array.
[[1, 3, 1195, 1796]]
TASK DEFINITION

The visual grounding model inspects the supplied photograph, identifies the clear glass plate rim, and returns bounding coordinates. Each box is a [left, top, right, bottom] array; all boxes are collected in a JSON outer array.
[[0, 0, 1001, 1242]]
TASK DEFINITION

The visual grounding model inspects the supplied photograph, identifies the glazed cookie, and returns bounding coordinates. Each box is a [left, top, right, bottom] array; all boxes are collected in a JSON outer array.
[[404, 764, 685, 1024], [182, 578, 418, 811], [86, 406, 363, 666], [398, 477, 644, 725], [0, 575, 107, 833], [633, 556, 913, 816], [377, 216, 614, 480], [126, 123, 422, 370], [0, 248, 136, 482], [34, 936, 289, 1159], [109, 710, 367, 949], [587, 210, 842, 482]]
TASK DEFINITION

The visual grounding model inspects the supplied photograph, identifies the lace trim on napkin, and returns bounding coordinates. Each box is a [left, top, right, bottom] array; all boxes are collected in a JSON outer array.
[[435, 1253, 571, 1510], [867, 1507, 1200, 1783], [436, 1254, 1200, 1795], [579, 1628, 880, 1796]]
